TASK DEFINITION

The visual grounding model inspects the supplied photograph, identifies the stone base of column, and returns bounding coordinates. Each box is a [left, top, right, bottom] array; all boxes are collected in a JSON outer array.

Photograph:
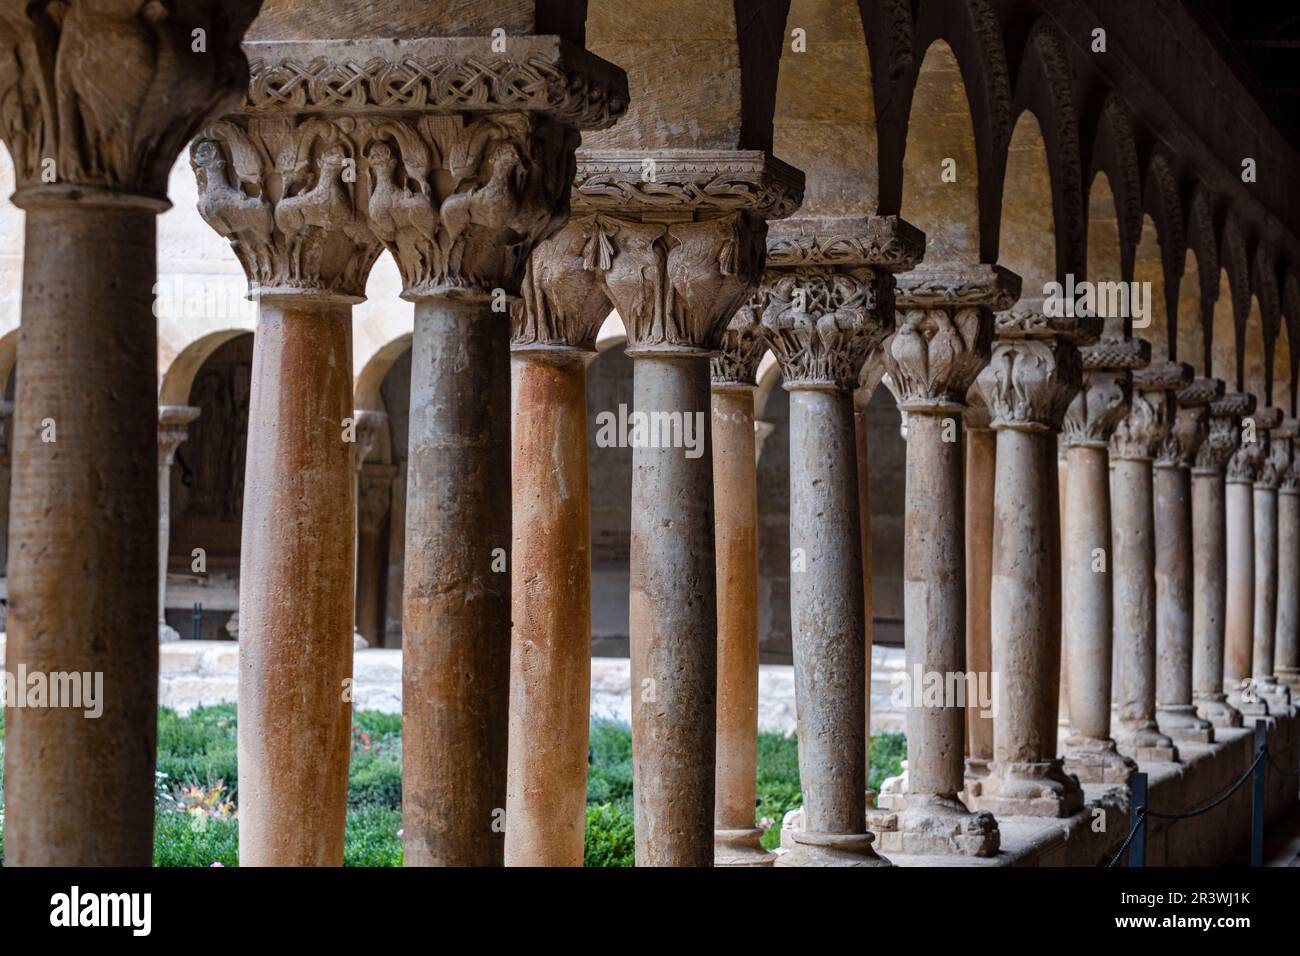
[[1257, 680, 1292, 712], [713, 828, 776, 867], [890, 795, 1000, 857], [1227, 686, 1270, 717], [1116, 722, 1179, 762], [1278, 668, 1300, 695], [776, 829, 892, 867], [875, 769, 907, 810], [159, 623, 181, 643], [968, 760, 1084, 818], [1195, 693, 1244, 728], [1062, 734, 1137, 784], [1156, 704, 1215, 744], [964, 756, 992, 780]]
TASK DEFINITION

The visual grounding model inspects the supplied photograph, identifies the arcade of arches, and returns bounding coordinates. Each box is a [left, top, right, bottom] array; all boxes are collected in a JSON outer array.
[[1, 0, 1299, 867]]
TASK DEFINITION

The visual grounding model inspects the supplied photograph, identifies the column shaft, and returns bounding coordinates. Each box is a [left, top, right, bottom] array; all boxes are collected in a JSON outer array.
[[3, 202, 160, 865], [628, 354, 717, 866], [855, 406, 875, 790], [1277, 486, 1300, 690], [1192, 471, 1241, 725], [1251, 484, 1280, 687], [505, 349, 591, 867], [964, 426, 996, 773], [711, 385, 772, 865], [238, 300, 356, 866], [1224, 478, 1257, 703], [403, 298, 511, 866]]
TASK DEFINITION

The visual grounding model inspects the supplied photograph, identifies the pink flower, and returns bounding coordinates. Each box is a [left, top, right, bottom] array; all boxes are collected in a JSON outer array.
[[209, 862, 225, 868]]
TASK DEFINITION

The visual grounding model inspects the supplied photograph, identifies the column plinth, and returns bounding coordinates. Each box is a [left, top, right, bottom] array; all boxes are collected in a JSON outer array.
[[1153, 378, 1221, 745], [709, 303, 776, 867], [1109, 360, 1191, 763], [0, 0, 260, 866], [1192, 392, 1251, 728], [967, 308, 1095, 818], [764, 216, 922, 865], [1060, 336, 1148, 783], [873, 263, 1015, 854]]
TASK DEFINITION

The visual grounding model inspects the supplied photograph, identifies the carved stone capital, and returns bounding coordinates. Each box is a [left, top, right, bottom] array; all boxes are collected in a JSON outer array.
[[0, 1, 260, 201], [710, 292, 767, 388], [766, 216, 926, 273], [1196, 392, 1256, 475], [243, 37, 630, 131], [1229, 404, 1283, 484], [572, 149, 805, 221], [1280, 421, 1300, 493], [352, 410, 388, 473], [761, 265, 895, 392], [877, 264, 1018, 413], [358, 464, 398, 534], [191, 118, 385, 300], [1110, 362, 1191, 462], [1257, 432, 1290, 490], [994, 307, 1103, 347], [158, 405, 201, 467], [1062, 369, 1130, 447], [512, 217, 612, 353], [974, 313, 1084, 432], [1156, 404, 1210, 469], [1227, 441, 1261, 484], [1080, 336, 1150, 372]]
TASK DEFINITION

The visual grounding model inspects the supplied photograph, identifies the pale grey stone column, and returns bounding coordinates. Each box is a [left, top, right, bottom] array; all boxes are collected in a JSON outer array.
[[1276, 423, 1300, 694], [875, 263, 1016, 855], [764, 216, 920, 865], [1153, 379, 1220, 745], [1192, 392, 1249, 728], [1252, 411, 1292, 711], [968, 308, 1094, 818], [1109, 361, 1190, 763], [1060, 337, 1147, 783]]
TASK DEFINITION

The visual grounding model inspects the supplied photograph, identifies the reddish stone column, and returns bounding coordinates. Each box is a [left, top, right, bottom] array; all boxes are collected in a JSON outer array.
[[192, 106, 386, 864], [1192, 393, 1250, 728], [0, 1, 258, 866], [1154, 380, 1220, 745], [158, 405, 200, 643], [969, 309, 1092, 818], [504, 225, 612, 867], [1060, 337, 1147, 783], [877, 264, 1015, 855], [709, 306, 774, 867]]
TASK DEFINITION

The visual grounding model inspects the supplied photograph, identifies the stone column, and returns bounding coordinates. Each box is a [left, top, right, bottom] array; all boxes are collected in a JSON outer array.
[[964, 400, 996, 779], [876, 264, 1016, 854], [356, 463, 397, 645], [968, 309, 1093, 818], [1060, 337, 1147, 783], [1109, 361, 1189, 763], [296, 42, 626, 868], [1192, 392, 1249, 728], [709, 302, 775, 867], [157, 406, 201, 643], [504, 224, 613, 867], [1224, 405, 1274, 716], [351, 410, 387, 649], [853, 392, 875, 794], [1252, 411, 1292, 711], [192, 99, 389, 864], [1277, 425, 1300, 694], [0, 400, 12, 586], [764, 216, 919, 865], [579, 154, 801, 866], [1154, 378, 1220, 745], [0, 1, 259, 866]]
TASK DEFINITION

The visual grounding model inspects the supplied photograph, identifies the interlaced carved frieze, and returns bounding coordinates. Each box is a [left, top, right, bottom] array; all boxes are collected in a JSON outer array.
[[243, 38, 630, 132], [765, 216, 926, 272]]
